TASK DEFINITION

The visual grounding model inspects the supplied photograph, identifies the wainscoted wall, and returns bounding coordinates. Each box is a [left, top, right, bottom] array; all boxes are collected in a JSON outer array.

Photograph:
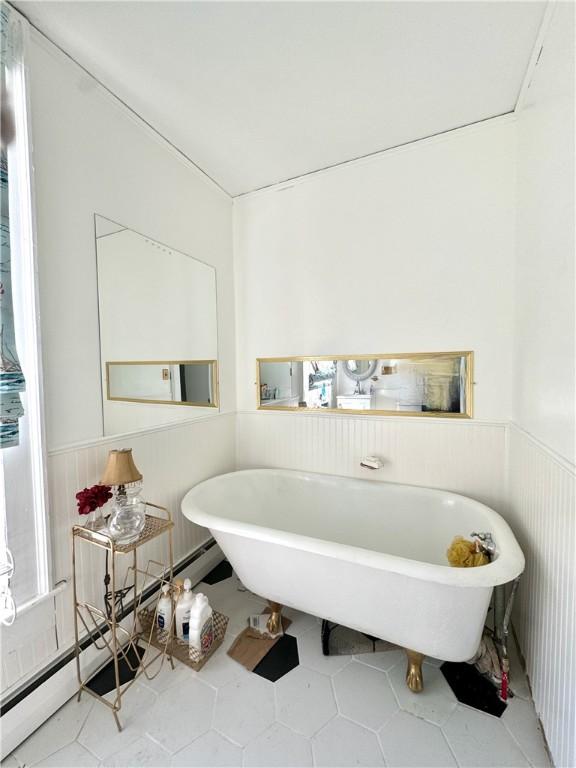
[[1, 413, 235, 696], [507, 424, 575, 768], [237, 411, 508, 511]]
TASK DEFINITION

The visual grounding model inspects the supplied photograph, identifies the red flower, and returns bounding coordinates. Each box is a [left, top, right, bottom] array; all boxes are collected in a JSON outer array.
[[76, 484, 113, 515]]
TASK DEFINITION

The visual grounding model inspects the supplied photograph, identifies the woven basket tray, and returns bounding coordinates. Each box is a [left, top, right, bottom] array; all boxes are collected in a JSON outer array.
[[138, 606, 229, 671]]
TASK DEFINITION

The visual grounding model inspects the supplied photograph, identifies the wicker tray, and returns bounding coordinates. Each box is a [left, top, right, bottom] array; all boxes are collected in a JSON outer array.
[[138, 606, 229, 671]]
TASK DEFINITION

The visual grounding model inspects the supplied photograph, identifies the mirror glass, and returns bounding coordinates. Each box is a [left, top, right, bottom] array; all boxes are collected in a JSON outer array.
[[257, 353, 472, 417], [343, 359, 378, 381], [95, 215, 218, 435], [107, 362, 217, 406]]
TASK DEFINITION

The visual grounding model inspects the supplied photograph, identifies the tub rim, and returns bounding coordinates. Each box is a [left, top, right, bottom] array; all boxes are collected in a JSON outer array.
[[181, 468, 525, 588]]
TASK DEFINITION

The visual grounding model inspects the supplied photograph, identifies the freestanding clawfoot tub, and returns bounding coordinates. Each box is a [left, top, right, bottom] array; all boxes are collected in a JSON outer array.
[[181, 469, 524, 691]]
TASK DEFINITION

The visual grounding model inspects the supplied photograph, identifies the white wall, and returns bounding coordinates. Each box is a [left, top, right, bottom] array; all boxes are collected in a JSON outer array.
[[234, 118, 515, 523], [1, 23, 236, 718], [508, 4, 576, 766], [30, 32, 235, 451], [507, 424, 575, 768], [234, 117, 517, 421], [513, 2, 575, 465]]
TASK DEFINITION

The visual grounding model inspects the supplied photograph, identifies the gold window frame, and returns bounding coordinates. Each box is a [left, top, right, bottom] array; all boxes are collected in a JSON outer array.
[[106, 360, 219, 408], [256, 351, 473, 418]]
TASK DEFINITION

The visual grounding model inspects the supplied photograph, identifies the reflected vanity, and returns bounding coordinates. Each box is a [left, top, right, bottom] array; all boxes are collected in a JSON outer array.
[[257, 352, 473, 417], [95, 215, 219, 435]]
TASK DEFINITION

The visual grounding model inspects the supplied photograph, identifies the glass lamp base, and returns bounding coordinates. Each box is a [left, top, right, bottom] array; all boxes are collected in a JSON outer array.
[[107, 487, 146, 545]]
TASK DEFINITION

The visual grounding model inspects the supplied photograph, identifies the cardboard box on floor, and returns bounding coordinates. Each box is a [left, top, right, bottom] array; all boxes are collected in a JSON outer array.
[[227, 610, 292, 671]]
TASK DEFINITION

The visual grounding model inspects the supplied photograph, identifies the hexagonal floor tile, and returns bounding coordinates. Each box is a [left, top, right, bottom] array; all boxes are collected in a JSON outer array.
[[170, 730, 242, 767], [138, 659, 194, 693], [275, 666, 337, 737], [192, 631, 248, 689], [202, 560, 233, 584], [502, 697, 552, 767], [34, 742, 99, 767], [332, 660, 398, 730], [78, 682, 156, 760], [141, 677, 215, 753], [213, 673, 275, 746], [138, 658, 196, 696], [201, 582, 267, 628], [388, 658, 457, 725], [14, 693, 94, 767], [253, 634, 300, 682], [379, 710, 457, 767], [442, 706, 530, 767], [297, 627, 352, 675], [312, 716, 385, 767], [244, 722, 313, 767], [101, 735, 171, 767], [441, 662, 506, 717], [282, 608, 320, 638], [354, 649, 405, 672]]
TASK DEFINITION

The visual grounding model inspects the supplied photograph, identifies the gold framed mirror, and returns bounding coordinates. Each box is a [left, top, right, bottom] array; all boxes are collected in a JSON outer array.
[[256, 352, 473, 418], [106, 360, 218, 407]]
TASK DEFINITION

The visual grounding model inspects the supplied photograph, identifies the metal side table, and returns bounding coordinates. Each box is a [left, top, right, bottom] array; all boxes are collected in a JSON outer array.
[[72, 502, 174, 731]]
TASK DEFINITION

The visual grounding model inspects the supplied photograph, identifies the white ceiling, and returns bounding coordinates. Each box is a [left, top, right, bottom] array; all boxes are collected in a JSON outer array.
[[16, 1, 545, 196]]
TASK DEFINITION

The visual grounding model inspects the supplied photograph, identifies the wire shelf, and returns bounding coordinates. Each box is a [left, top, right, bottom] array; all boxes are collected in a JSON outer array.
[[72, 501, 174, 731], [73, 505, 173, 554], [138, 607, 229, 671]]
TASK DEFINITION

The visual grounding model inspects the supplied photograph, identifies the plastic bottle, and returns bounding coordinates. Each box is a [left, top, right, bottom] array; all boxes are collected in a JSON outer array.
[[175, 578, 194, 641], [189, 593, 214, 656], [156, 584, 172, 632]]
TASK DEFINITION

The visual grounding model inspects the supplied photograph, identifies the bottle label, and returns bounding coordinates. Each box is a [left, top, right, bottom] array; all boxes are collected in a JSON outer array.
[[158, 614, 165, 629], [182, 620, 190, 640], [200, 617, 214, 653]]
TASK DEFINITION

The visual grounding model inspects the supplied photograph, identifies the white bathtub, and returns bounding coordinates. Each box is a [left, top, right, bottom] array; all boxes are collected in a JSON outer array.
[[181, 469, 524, 663]]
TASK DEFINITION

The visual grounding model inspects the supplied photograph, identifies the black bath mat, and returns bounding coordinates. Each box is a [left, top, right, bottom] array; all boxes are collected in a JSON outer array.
[[321, 620, 397, 656], [253, 634, 300, 682], [441, 661, 507, 717], [87, 643, 145, 697], [203, 559, 233, 584]]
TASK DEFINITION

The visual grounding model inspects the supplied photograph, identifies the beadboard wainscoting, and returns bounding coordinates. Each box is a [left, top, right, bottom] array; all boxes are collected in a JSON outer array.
[[237, 411, 508, 510], [1, 412, 235, 699], [508, 424, 576, 768]]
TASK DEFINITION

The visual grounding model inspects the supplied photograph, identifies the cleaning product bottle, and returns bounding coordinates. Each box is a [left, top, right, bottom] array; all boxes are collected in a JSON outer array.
[[175, 578, 194, 641], [156, 584, 172, 632], [189, 593, 214, 657]]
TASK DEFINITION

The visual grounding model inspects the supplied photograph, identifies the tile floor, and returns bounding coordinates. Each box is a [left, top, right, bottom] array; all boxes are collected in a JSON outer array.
[[5, 573, 551, 768]]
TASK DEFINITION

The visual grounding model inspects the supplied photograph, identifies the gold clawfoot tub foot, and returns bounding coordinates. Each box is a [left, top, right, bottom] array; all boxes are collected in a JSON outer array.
[[266, 601, 283, 634], [405, 649, 425, 693]]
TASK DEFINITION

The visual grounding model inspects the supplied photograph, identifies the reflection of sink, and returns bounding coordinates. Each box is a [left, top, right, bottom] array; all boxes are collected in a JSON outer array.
[[340, 393, 370, 398], [337, 393, 372, 410]]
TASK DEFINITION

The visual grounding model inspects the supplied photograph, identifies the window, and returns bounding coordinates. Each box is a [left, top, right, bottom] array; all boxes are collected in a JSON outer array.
[[1, 3, 50, 621]]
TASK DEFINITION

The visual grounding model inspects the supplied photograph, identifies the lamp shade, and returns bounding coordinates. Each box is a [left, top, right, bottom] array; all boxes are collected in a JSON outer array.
[[101, 448, 142, 486]]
